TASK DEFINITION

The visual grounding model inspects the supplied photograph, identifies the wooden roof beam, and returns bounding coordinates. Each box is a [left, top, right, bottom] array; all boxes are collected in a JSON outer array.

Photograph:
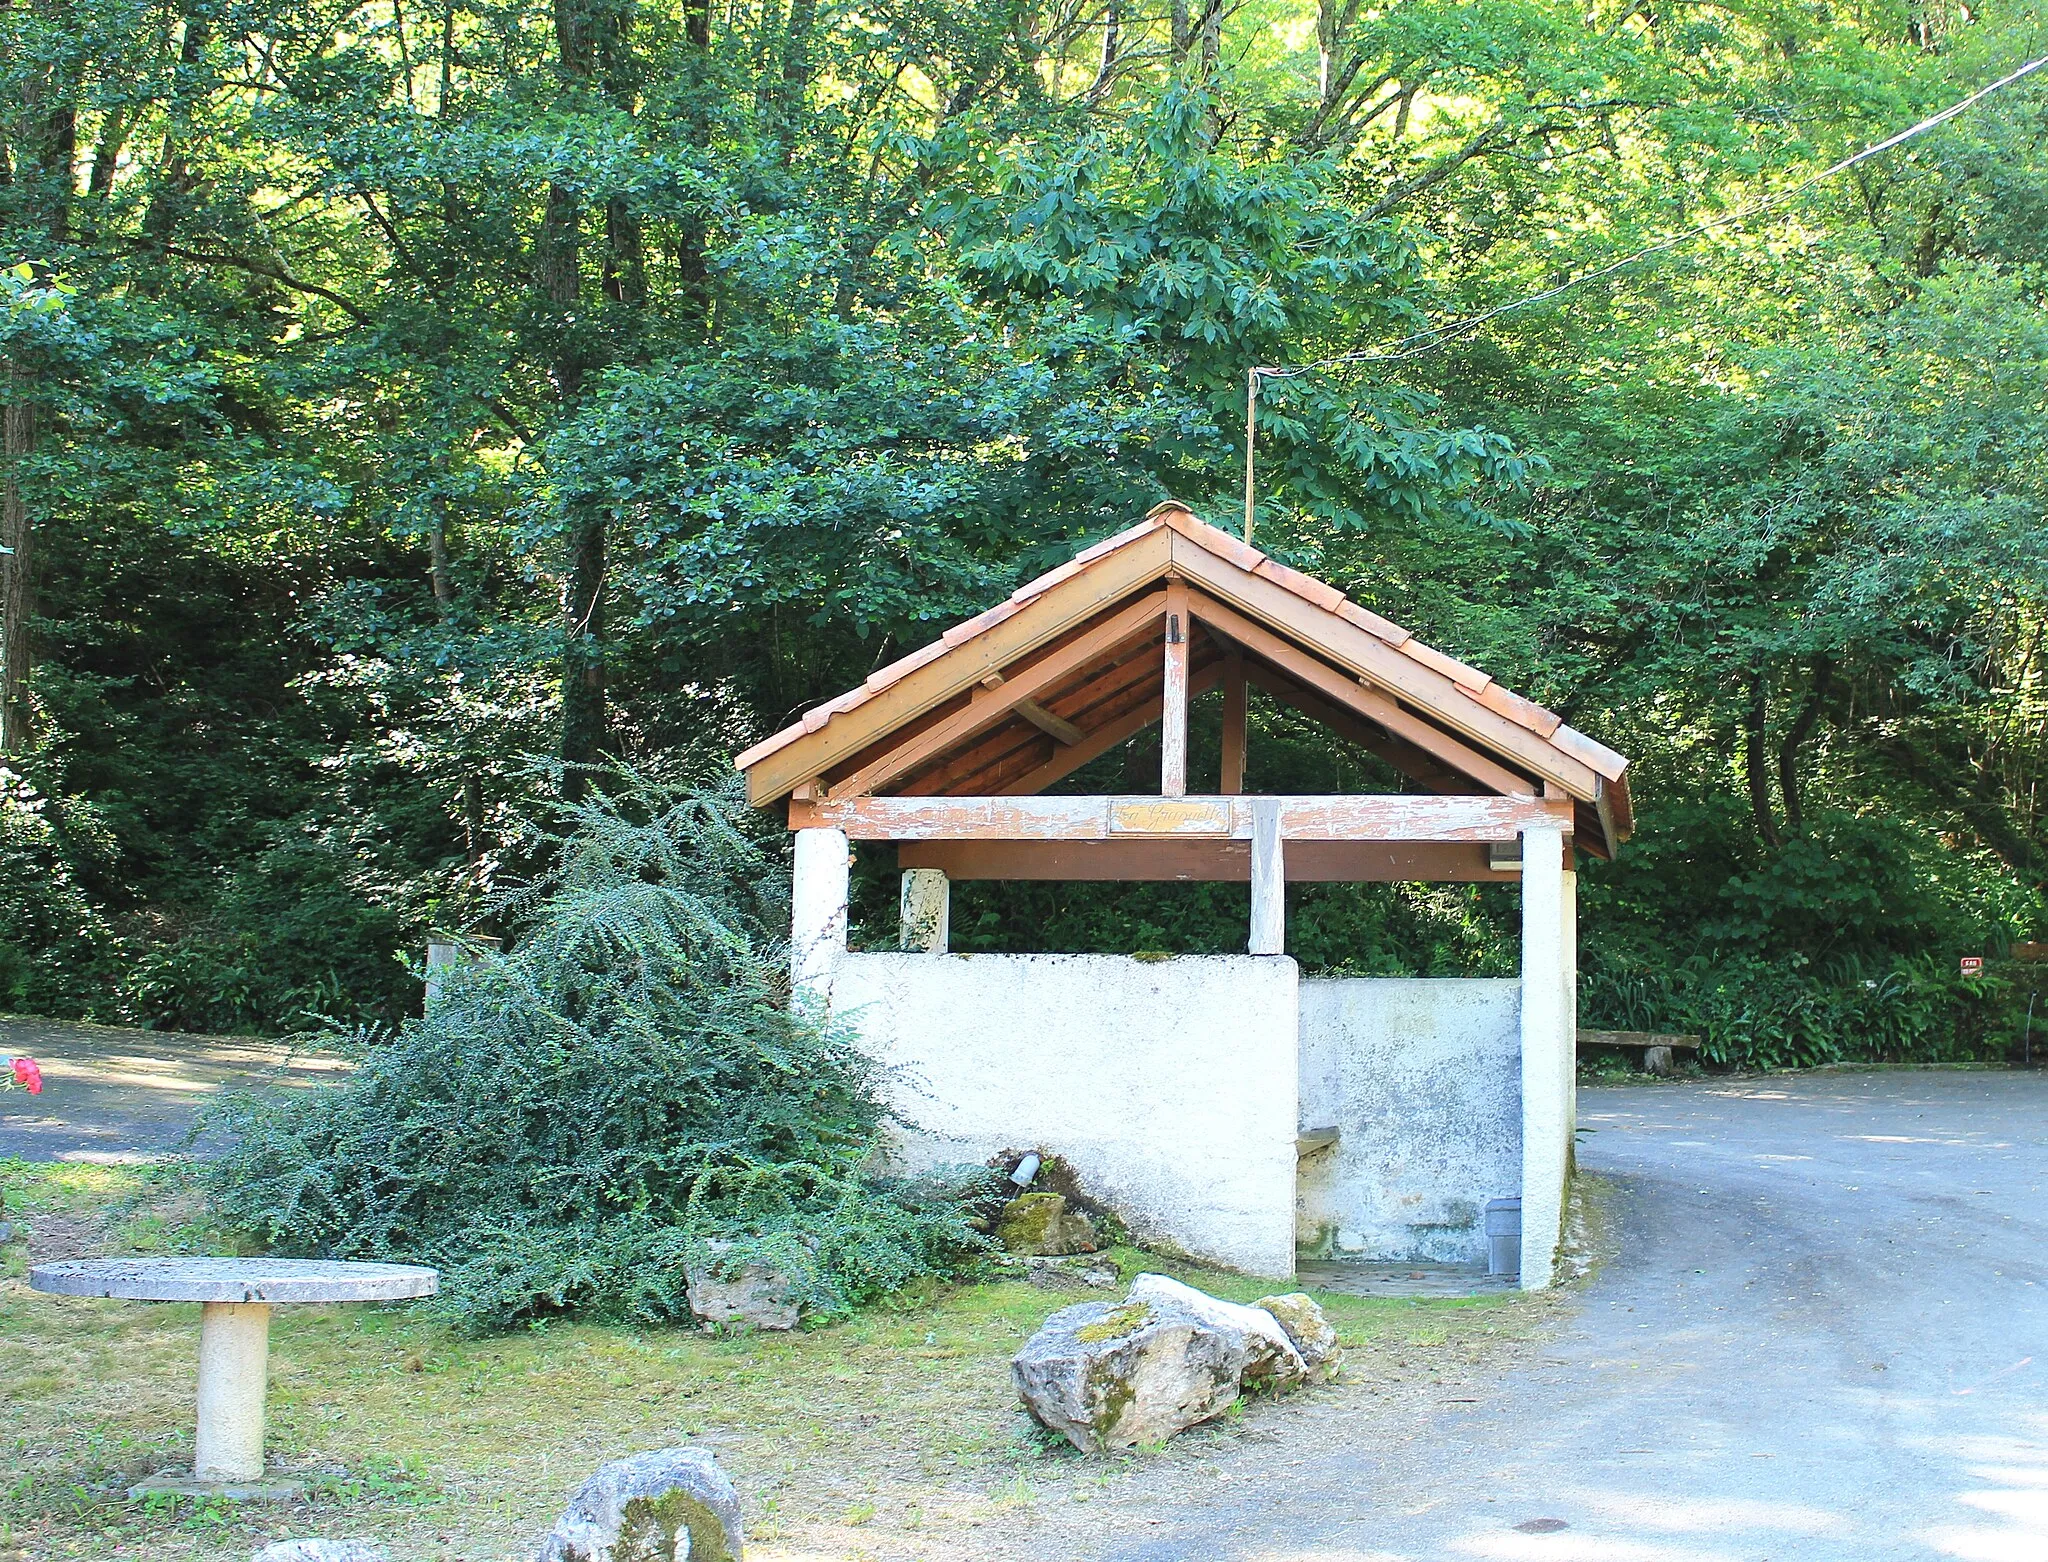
[[1241, 661, 1489, 796], [893, 631, 1190, 798], [789, 792, 1574, 842], [899, 838, 1526, 884], [744, 524, 1174, 804], [827, 590, 1169, 799], [1187, 590, 1533, 798], [1169, 535, 1602, 797], [998, 657, 1225, 796]]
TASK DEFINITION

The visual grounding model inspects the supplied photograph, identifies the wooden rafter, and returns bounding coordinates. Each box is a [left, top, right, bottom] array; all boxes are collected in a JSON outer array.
[[998, 658, 1225, 796], [1170, 534, 1602, 796], [1242, 662, 1487, 796], [827, 591, 1168, 799], [1188, 590, 1532, 798], [894, 628, 1178, 797], [743, 524, 1175, 804]]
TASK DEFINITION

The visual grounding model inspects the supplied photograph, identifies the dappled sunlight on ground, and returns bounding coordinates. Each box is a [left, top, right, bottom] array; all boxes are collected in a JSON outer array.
[[1917, 1416, 2048, 1562]]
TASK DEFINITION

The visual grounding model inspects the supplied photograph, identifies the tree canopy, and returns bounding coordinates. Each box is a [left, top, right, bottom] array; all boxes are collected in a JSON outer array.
[[2, 0, 2044, 1063]]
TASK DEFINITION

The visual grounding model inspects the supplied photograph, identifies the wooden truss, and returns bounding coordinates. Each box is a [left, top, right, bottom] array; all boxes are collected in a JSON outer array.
[[737, 501, 1634, 880]]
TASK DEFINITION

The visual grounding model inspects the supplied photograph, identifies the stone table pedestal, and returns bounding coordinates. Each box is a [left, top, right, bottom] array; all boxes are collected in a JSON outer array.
[[31, 1257, 438, 1499]]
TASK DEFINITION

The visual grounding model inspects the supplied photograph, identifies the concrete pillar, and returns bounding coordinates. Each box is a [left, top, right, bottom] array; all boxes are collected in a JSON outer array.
[[1562, 860, 1579, 1152], [899, 868, 950, 953], [1519, 824, 1569, 1289], [192, 1301, 271, 1482], [424, 934, 500, 1013], [791, 827, 850, 1003], [1161, 581, 1191, 796], [1248, 798, 1285, 955]]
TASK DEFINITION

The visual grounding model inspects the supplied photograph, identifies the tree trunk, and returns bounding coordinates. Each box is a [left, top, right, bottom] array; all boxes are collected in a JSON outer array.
[[1085, 0, 1120, 102], [2, 0, 78, 756], [1776, 656, 1832, 836], [1, 381, 33, 756], [140, 11, 211, 258], [1744, 677, 1782, 849], [428, 511, 455, 608]]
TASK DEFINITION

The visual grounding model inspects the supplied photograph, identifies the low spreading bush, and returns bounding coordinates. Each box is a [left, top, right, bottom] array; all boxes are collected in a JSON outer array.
[[200, 773, 990, 1330]]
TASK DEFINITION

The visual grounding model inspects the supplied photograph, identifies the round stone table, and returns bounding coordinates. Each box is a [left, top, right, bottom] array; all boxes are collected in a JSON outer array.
[[31, 1257, 438, 1499]]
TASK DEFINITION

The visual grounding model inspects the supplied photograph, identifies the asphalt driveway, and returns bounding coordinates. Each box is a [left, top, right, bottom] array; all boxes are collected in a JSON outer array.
[[1108, 1068, 2048, 1562], [0, 1014, 344, 1162]]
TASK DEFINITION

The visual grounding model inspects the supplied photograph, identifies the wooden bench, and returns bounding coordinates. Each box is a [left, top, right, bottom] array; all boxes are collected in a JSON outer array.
[[1579, 1029, 1701, 1076]]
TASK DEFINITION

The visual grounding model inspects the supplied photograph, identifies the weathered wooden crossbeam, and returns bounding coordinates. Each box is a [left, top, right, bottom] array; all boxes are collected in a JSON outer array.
[[788, 792, 1572, 842]]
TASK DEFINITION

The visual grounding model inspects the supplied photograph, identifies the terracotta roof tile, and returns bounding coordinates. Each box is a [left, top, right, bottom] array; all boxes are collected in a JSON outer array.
[[1253, 558, 1346, 612], [1474, 681, 1562, 737], [1402, 639, 1493, 693], [1335, 600, 1412, 646], [1551, 723, 1630, 782]]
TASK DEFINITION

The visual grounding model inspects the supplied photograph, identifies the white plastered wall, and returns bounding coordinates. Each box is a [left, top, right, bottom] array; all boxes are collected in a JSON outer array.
[[786, 826, 1574, 1290], [1295, 978, 1522, 1263], [829, 951, 1302, 1278]]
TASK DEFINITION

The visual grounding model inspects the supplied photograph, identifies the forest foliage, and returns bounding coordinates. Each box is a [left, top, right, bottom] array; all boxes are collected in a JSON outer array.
[[2, 0, 2046, 1065]]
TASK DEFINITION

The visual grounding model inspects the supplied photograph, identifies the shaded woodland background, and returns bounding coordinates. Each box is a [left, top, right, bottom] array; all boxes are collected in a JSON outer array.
[[2, 0, 2044, 1066]]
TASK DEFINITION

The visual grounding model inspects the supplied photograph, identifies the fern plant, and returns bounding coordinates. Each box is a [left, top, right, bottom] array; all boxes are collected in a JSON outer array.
[[201, 771, 988, 1330]]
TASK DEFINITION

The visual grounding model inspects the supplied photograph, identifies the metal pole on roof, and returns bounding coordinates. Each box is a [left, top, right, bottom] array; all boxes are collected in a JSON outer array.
[[1244, 368, 1258, 544]]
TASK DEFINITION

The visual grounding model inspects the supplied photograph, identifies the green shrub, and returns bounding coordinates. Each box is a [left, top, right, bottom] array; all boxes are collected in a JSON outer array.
[[200, 773, 990, 1330], [0, 767, 114, 1015], [1583, 948, 2003, 1070], [117, 830, 422, 1035]]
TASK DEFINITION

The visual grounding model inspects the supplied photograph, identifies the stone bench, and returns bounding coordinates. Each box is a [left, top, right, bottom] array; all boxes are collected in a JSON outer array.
[[31, 1257, 437, 1499]]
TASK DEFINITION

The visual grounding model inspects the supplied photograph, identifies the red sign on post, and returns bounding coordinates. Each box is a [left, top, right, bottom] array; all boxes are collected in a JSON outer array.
[[1960, 956, 1984, 977]]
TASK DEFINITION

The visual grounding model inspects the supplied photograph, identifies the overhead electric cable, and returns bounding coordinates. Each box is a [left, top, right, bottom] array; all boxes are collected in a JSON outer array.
[[1241, 50, 2048, 540]]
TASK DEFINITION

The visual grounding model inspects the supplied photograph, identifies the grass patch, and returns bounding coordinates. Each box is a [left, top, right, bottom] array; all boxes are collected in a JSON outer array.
[[1, 1164, 1542, 1562]]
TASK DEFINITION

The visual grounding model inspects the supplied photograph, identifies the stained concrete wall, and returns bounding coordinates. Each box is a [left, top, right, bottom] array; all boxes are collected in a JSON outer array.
[[829, 952, 1301, 1278], [1296, 978, 1522, 1264]]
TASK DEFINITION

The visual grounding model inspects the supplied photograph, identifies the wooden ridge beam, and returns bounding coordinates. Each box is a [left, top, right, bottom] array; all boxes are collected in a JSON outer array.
[[789, 792, 1574, 842]]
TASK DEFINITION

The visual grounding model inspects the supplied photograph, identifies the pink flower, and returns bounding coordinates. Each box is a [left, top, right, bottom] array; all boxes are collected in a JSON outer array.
[[9, 1056, 41, 1095]]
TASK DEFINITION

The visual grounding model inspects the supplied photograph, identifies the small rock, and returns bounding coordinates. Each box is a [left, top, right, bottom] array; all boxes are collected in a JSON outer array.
[[534, 1447, 744, 1562], [996, 1192, 1098, 1256], [1011, 1294, 1247, 1453], [685, 1242, 798, 1332], [252, 1543, 389, 1562], [1127, 1273, 1308, 1385], [1254, 1292, 1343, 1376]]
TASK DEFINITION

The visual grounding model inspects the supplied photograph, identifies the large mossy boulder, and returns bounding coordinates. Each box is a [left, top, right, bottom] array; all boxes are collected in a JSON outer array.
[[1012, 1273, 1342, 1453], [1126, 1272, 1308, 1385], [1011, 1293, 1248, 1452], [533, 1448, 743, 1562]]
